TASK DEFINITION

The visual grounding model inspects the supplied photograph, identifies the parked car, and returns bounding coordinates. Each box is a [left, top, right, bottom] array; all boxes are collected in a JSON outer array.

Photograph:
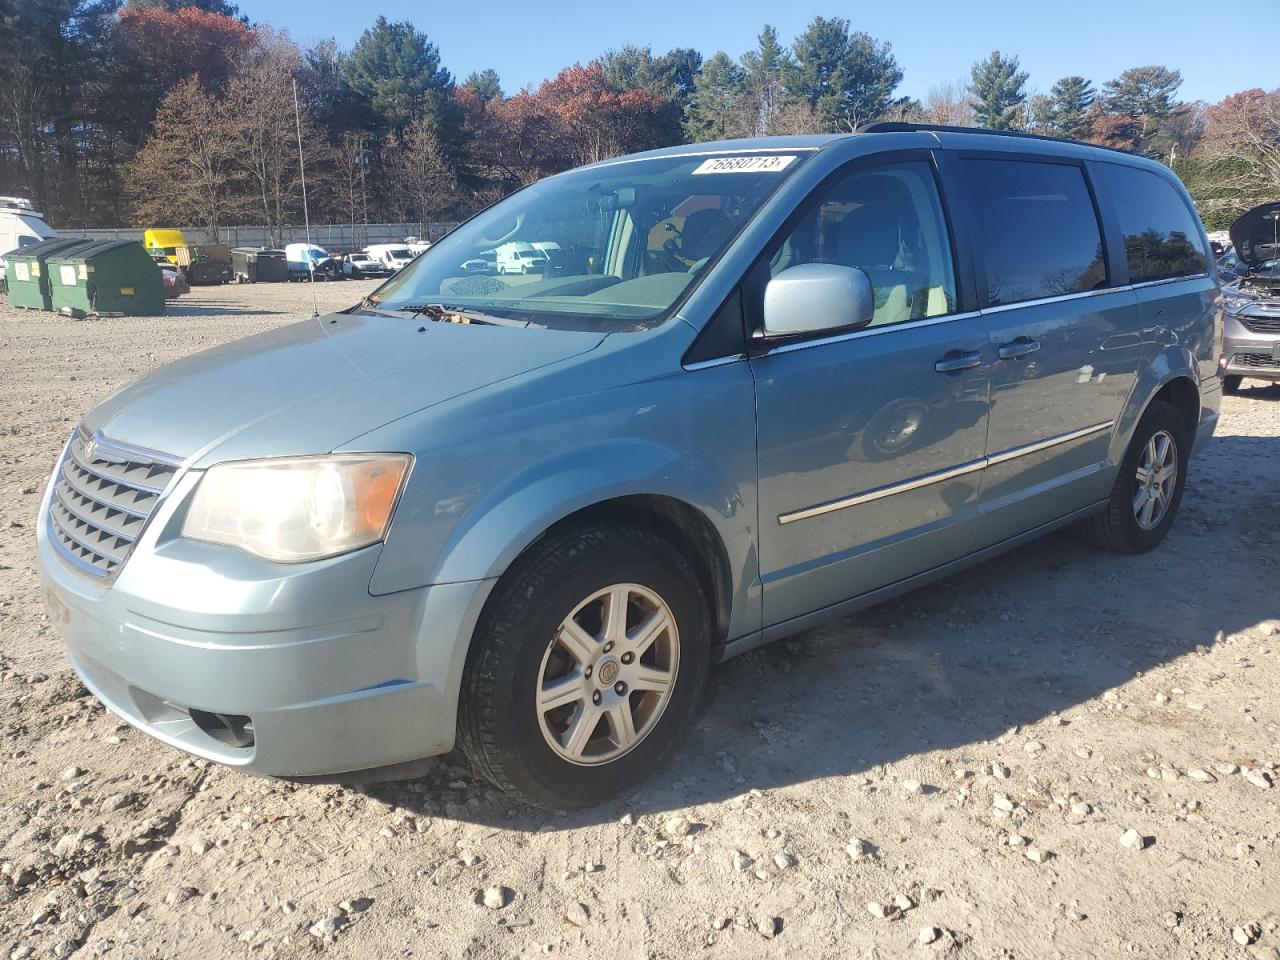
[[364, 243, 417, 273], [461, 249, 497, 274], [36, 126, 1220, 809], [342, 252, 391, 278], [284, 242, 341, 281], [404, 236, 433, 256], [1220, 201, 1280, 393], [495, 241, 549, 275], [159, 263, 189, 299]]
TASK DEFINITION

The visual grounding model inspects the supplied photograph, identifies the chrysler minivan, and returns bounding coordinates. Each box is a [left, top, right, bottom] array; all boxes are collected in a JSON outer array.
[[37, 125, 1222, 809]]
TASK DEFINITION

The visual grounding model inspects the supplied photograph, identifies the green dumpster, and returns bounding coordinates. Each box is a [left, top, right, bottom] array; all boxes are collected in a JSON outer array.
[[3, 238, 94, 310], [47, 239, 165, 316]]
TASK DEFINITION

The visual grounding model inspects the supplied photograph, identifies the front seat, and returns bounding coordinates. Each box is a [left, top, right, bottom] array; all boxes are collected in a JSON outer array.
[[833, 201, 918, 325], [680, 209, 734, 271]]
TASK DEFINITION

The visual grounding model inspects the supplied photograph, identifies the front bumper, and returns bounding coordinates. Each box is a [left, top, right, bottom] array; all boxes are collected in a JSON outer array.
[[1223, 311, 1280, 381], [36, 472, 494, 779]]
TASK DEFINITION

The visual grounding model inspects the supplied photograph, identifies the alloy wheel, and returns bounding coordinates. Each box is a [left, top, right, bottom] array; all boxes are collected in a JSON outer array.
[[1133, 429, 1177, 530], [536, 583, 679, 765]]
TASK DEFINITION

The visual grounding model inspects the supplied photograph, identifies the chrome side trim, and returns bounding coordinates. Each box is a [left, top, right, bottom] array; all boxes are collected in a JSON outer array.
[[765, 311, 983, 357], [778, 457, 987, 524], [683, 354, 746, 371], [984, 420, 1115, 467], [980, 286, 1129, 315], [1129, 273, 1210, 291], [777, 419, 1116, 524]]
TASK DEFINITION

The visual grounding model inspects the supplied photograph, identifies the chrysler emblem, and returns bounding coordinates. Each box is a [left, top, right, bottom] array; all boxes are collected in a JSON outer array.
[[84, 438, 98, 461]]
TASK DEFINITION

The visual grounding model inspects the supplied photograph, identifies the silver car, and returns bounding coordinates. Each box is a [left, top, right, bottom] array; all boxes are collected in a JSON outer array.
[[1220, 201, 1280, 393], [37, 126, 1222, 809]]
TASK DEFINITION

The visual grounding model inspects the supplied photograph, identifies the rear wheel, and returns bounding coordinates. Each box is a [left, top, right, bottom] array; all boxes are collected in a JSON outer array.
[[1222, 375, 1243, 395], [458, 525, 710, 809], [1079, 400, 1189, 554]]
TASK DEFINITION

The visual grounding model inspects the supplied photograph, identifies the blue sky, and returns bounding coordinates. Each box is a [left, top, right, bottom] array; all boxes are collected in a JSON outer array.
[[241, 0, 1264, 105]]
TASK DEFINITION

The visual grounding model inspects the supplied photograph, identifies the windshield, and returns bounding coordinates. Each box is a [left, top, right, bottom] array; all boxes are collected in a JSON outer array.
[[371, 151, 807, 330], [387, 248, 413, 259]]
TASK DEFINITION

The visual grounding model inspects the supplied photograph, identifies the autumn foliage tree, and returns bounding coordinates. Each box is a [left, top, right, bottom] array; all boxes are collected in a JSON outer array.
[[533, 62, 667, 167], [109, 7, 253, 146]]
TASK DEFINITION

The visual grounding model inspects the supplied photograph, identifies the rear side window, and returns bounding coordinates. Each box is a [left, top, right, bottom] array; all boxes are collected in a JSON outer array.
[[1095, 163, 1207, 283], [961, 158, 1107, 306]]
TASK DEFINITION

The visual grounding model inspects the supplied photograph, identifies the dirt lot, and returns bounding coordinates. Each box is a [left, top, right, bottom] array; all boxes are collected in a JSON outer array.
[[1, 281, 1278, 960]]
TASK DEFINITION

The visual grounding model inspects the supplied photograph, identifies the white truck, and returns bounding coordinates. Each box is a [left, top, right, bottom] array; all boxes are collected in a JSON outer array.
[[0, 197, 57, 282], [495, 242, 549, 275], [364, 243, 417, 273]]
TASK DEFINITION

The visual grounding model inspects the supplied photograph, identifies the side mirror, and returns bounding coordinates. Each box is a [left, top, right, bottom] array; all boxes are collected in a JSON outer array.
[[762, 263, 875, 338]]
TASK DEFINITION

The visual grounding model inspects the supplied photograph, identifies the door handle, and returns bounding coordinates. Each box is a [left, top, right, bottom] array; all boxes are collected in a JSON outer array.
[[934, 350, 983, 373], [998, 337, 1041, 361]]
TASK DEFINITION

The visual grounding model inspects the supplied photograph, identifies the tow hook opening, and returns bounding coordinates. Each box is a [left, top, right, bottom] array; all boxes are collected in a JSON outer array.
[[188, 708, 255, 749]]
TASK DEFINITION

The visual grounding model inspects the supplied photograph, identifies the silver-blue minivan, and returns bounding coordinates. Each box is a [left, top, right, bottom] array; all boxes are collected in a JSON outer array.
[[36, 124, 1223, 808]]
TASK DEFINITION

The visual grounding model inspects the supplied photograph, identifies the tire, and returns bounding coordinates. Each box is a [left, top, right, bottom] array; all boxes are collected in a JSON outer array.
[[458, 524, 711, 810], [1222, 375, 1242, 396], [1079, 400, 1190, 554]]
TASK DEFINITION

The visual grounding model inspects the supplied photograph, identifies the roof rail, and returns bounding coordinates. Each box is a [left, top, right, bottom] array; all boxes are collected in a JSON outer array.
[[855, 121, 1135, 156]]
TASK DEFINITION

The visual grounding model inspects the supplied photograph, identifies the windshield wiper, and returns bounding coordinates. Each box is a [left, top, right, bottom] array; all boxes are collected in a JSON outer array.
[[395, 303, 542, 328]]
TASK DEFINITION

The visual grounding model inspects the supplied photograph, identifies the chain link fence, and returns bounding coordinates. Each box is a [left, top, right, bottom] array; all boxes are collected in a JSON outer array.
[[56, 222, 460, 250]]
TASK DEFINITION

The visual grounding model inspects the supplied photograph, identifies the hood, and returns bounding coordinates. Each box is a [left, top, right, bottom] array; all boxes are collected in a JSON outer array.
[[85, 311, 605, 464], [1229, 202, 1280, 268]]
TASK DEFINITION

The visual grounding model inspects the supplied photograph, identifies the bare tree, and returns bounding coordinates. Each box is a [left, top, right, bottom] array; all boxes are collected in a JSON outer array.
[[384, 116, 458, 236], [922, 80, 974, 127], [127, 77, 239, 241], [225, 35, 330, 247], [1200, 89, 1280, 198], [335, 131, 369, 249]]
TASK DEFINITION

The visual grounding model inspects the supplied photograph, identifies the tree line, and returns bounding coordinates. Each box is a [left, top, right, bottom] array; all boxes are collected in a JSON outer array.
[[3, 0, 1277, 243]]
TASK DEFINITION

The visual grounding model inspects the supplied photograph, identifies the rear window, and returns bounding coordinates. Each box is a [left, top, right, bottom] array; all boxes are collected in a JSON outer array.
[[961, 158, 1107, 306], [1095, 164, 1207, 283]]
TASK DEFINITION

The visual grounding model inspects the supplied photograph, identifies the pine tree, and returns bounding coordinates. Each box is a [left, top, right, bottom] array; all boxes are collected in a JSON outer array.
[[462, 69, 502, 104], [1046, 76, 1096, 140], [684, 52, 747, 142], [785, 17, 902, 131], [969, 51, 1029, 130], [342, 17, 453, 134]]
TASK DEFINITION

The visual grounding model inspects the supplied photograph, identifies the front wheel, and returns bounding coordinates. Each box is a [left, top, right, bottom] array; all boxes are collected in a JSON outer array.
[[1079, 400, 1189, 553], [458, 525, 711, 809]]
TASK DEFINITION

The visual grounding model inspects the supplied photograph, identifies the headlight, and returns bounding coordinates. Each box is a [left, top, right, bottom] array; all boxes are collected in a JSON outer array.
[[181, 454, 412, 563], [1222, 292, 1251, 315]]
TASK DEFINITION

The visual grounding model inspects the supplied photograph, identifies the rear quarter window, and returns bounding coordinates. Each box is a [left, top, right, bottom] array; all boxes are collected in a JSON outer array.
[[960, 157, 1107, 307], [1095, 163, 1208, 283]]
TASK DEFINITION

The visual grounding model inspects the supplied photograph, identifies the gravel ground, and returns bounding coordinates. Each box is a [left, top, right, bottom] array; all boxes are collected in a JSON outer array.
[[1, 282, 1278, 960]]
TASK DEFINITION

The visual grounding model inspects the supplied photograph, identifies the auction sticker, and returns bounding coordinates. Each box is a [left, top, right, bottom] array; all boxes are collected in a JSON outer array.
[[693, 155, 797, 174], [13, 262, 28, 282]]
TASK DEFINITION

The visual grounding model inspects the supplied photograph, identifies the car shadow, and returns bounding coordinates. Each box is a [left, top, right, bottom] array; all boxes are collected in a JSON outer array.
[[358, 431, 1280, 828], [165, 301, 286, 317], [1233, 381, 1280, 400]]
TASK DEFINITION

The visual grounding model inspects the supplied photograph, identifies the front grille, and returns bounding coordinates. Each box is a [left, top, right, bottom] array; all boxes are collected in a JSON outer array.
[[1239, 315, 1280, 334], [48, 430, 182, 579], [1233, 353, 1280, 371]]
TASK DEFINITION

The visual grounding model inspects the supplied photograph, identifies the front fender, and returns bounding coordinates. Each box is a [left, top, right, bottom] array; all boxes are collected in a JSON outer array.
[[430, 438, 741, 585], [363, 353, 762, 641]]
